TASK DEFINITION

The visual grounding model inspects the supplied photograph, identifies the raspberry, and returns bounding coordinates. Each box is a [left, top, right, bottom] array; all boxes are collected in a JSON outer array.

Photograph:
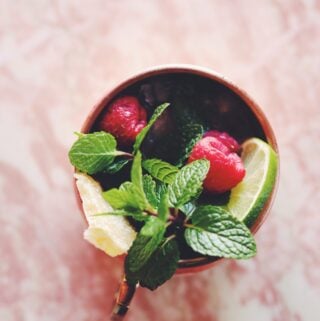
[[99, 96, 147, 146], [203, 130, 240, 153], [188, 133, 245, 193]]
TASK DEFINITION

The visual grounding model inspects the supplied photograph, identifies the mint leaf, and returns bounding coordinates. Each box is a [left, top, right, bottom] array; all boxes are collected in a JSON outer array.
[[175, 123, 204, 167], [125, 217, 166, 273], [179, 202, 196, 218], [131, 151, 144, 193], [133, 103, 170, 152], [168, 159, 210, 207], [103, 158, 129, 174], [185, 206, 256, 259], [118, 182, 148, 210], [69, 132, 125, 174], [138, 238, 179, 290], [131, 151, 153, 210], [157, 189, 169, 221], [155, 182, 168, 208], [155, 181, 167, 197], [103, 188, 127, 208], [143, 175, 158, 209], [143, 158, 179, 184], [103, 182, 147, 211]]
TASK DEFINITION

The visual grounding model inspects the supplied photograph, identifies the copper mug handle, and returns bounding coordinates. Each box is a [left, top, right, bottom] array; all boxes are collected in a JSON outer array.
[[110, 277, 138, 321]]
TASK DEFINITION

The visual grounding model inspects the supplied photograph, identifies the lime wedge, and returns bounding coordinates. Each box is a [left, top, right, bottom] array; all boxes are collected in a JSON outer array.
[[227, 138, 278, 227]]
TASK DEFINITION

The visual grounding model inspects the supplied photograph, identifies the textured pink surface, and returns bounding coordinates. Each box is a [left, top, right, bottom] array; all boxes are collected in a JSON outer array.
[[1, 1, 320, 320]]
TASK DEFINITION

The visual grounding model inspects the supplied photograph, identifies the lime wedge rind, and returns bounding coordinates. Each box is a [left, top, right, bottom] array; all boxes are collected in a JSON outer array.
[[227, 138, 278, 228]]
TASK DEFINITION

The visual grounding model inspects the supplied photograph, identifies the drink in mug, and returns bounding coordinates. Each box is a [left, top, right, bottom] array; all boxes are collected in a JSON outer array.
[[69, 65, 279, 320]]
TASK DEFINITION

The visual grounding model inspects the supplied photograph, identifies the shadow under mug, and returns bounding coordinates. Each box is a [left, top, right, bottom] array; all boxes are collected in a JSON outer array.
[[74, 64, 279, 320]]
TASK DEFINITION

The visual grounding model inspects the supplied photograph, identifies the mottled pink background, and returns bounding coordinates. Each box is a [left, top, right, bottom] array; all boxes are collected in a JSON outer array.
[[1, 1, 320, 321]]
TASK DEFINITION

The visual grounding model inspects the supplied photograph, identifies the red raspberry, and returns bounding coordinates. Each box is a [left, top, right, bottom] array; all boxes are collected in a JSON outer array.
[[99, 96, 147, 146], [203, 130, 240, 153], [188, 133, 245, 193]]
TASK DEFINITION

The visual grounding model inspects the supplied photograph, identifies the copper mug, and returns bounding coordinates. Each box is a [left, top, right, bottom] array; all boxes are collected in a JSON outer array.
[[74, 65, 279, 320]]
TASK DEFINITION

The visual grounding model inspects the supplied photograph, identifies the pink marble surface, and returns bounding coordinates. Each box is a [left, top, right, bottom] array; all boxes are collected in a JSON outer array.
[[1, 1, 320, 320]]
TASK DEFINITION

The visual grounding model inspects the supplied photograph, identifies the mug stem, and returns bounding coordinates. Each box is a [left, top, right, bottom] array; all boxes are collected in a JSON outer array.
[[110, 276, 138, 320]]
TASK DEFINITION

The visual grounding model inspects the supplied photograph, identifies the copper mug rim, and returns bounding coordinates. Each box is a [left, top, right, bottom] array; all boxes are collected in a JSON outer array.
[[74, 64, 279, 274]]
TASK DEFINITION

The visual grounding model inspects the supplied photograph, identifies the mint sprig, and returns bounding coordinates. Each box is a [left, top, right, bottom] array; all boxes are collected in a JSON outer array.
[[69, 101, 258, 292], [185, 206, 257, 258]]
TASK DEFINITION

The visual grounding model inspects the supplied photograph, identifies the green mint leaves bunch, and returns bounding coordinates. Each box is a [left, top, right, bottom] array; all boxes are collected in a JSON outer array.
[[69, 102, 256, 291]]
